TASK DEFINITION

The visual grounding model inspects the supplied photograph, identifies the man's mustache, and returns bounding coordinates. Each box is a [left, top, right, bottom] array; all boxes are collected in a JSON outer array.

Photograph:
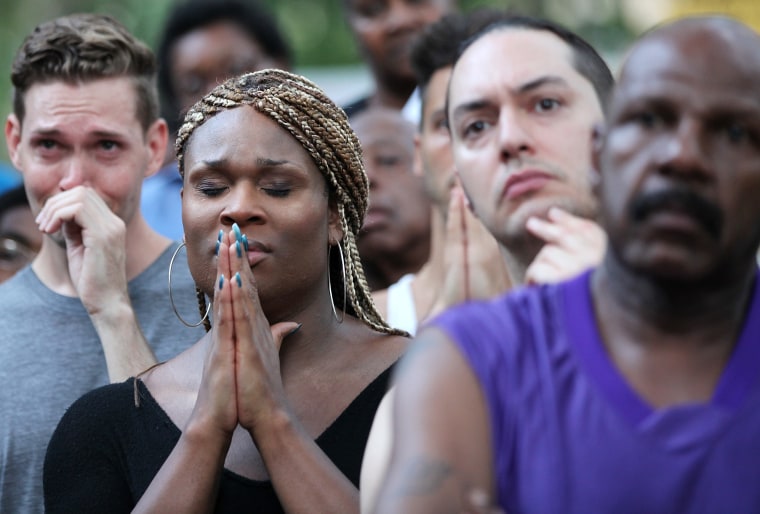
[[630, 188, 723, 239]]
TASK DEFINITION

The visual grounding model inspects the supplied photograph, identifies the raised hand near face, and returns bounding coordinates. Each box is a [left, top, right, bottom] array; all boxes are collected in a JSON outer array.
[[429, 185, 512, 319], [195, 225, 300, 441], [224, 224, 300, 435], [192, 229, 239, 438], [35, 185, 128, 313], [524, 207, 606, 286]]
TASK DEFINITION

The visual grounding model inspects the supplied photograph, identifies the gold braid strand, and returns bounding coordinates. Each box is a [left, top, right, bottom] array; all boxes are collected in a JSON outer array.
[[195, 287, 211, 332]]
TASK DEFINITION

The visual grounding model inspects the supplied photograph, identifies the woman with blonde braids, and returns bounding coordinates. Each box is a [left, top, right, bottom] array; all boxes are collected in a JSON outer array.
[[43, 69, 408, 513]]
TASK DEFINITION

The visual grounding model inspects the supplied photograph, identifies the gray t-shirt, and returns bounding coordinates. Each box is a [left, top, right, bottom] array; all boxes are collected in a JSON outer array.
[[0, 243, 206, 513]]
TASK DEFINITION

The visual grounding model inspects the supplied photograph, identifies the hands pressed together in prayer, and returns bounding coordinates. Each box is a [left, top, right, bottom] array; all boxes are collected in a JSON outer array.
[[428, 185, 512, 319], [194, 224, 300, 439]]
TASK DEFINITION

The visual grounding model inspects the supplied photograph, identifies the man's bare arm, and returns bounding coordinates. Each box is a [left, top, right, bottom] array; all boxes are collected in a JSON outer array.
[[372, 327, 494, 514]]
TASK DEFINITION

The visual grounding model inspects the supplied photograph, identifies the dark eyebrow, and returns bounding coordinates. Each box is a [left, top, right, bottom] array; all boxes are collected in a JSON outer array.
[[451, 100, 492, 121], [30, 128, 125, 140], [195, 158, 228, 170], [29, 128, 62, 138], [193, 157, 294, 171], [91, 130, 125, 140], [516, 75, 569, 94], [256, 157, 290, 167]]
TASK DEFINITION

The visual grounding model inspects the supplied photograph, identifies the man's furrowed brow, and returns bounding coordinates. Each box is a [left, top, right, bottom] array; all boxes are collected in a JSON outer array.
[[452, 100, 492, 121], [516, 75, 569, 94]]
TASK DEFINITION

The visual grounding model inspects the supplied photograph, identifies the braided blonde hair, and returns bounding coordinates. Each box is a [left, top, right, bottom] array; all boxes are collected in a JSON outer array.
[[176, 69, 405, 336]]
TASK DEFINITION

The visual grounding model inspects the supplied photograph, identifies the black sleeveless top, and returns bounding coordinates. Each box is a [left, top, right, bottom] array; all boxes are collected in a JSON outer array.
[[44, 366, 394, 513]]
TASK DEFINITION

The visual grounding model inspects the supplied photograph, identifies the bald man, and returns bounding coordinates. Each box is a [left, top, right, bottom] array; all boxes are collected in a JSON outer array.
[[354, 107, 432, 292], [373, 15, 760, 514]]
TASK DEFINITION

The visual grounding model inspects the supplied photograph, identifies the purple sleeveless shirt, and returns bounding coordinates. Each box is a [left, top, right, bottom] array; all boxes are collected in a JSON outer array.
[[433, 270, 760, 514]]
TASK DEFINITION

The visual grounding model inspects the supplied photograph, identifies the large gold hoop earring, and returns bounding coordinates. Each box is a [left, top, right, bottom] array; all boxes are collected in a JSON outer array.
[[327, 242, 346, 323], [168, 242, 211, 327]]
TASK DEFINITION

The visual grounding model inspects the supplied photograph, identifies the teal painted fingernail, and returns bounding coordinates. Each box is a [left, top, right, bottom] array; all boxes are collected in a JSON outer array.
[[232, 223, 242, 243], [219, 274, 224, 290], [288, 323, 303, 336], [235, 272, 242, 288], [215, 230, 222, 256], [242, 234, 249, 252], [235, 240, 242, 258]]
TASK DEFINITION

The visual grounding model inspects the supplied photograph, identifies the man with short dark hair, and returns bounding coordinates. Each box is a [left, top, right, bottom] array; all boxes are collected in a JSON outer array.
[[0, 14, 203, 512], [369, 10, 512, 334], [374, 15, 760, 513], [447, 15, 611, 285]]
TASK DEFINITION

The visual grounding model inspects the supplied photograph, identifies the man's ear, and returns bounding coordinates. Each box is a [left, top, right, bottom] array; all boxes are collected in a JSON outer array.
[[5, 114, 22, 171], [144, 118, 169, 179]]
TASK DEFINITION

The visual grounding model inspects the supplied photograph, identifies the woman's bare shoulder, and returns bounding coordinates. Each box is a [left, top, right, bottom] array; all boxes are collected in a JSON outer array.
[[339, 319, 409, 373], [138, 337, 208, 424]]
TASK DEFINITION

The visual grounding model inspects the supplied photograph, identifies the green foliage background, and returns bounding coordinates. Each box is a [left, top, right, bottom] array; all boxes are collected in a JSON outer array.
[[0, 0, 634, 163]]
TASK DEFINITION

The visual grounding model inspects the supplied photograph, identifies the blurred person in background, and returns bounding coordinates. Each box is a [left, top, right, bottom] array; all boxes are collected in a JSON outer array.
[[0, 184, 42, 283], [341, 0, 456, 119], [353, 107, 431, 292], [142, 0, 292, 240]]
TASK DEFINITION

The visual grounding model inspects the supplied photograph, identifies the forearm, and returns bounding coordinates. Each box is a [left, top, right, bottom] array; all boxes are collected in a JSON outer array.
[[374, 453, 463, 514], [254, 407, 359, 514], [133, 421, 231, 514], [373, 332, 495, 513], [90, 299, 157, 382]]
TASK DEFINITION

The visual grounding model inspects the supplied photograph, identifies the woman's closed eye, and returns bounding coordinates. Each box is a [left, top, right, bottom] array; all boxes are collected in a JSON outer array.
[[261, 180, 293, 198], [196, 180, 227, 197]]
